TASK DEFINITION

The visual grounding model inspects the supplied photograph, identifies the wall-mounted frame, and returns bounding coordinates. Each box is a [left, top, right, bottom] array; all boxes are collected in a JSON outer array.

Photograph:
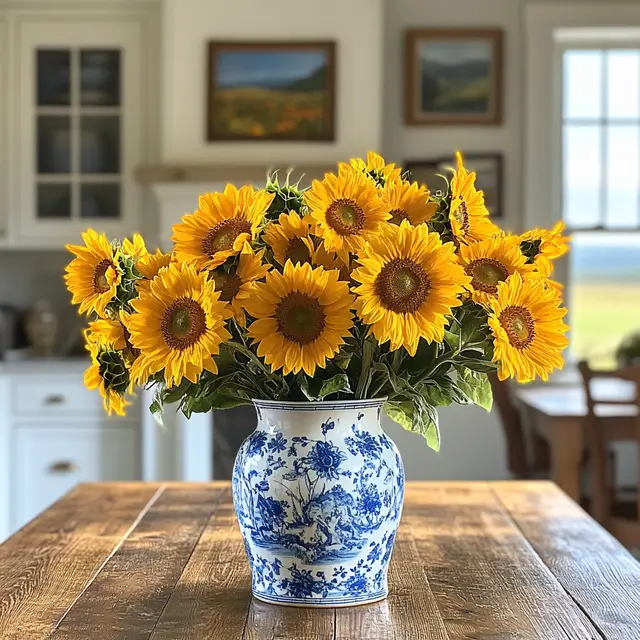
[[207, 41, 336, 141], [404, 29, 503, 126]]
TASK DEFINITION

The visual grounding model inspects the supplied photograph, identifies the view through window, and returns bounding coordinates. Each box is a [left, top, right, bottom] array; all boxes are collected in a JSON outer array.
[[562, 48, 640, 366]]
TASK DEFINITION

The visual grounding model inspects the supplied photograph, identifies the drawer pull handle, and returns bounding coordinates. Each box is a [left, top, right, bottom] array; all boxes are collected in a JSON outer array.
[[43, 394, 65, 406], [49, 461, 77, 474]]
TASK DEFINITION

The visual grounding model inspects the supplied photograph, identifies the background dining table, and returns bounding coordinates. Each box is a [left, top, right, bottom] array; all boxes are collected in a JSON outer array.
[[1, 481, 640, 639], [514, 378, 638, 501]]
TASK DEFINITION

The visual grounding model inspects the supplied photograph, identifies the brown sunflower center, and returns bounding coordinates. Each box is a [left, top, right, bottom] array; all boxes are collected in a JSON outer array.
[[93, 259, 115, 294], [454, 200, 470, 234], [213, 270, 243, 302], [275, 292, 326, 345], [465, 258, 509, 293], [285, 238, 312, 265], [202, 219, 251, 256], [161, 298, 207, 350], [375, 258, 431, 313], [499, 305, 535, 349], [325, 199, 365, 236], [389, 208, 409, 224]]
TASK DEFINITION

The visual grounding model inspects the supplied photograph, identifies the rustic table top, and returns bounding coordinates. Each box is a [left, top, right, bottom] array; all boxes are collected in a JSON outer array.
[[1, 481, 639, 640]]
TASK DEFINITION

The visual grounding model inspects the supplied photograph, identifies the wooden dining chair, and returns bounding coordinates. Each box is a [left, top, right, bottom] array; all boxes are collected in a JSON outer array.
[[578, 360, 640, 548], [489, 373, 530, 478]]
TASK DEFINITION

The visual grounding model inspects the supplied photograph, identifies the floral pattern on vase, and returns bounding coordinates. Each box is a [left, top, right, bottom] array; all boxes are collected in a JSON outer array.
[[232, 399, 404, 607]]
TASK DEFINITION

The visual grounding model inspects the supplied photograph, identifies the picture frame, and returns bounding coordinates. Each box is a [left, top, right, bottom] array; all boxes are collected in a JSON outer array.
[[207, 41, 336, 141], [405, 153, 504, 219], [404, 29, 503, 125]]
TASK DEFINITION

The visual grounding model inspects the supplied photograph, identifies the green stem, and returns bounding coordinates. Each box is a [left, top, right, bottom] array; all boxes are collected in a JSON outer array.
[[355, 335, 375, 399]]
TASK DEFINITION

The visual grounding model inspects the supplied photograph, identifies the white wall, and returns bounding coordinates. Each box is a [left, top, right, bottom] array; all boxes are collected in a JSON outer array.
[[160, 0, 384, 165]]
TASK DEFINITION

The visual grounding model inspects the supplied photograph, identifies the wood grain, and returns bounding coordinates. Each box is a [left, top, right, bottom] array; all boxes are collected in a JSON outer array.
[[335, 522, 448, 640], [1, 481, 639, 639], [0, 483, 162, 640], [149, 488, 253, 640], [50, 486, 222, 640], [493, 481, 640, 640], [406, 483, 602, 639]]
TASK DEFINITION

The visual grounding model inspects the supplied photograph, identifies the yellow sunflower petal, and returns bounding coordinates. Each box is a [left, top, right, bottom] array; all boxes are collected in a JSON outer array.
[[171, 184, 275, 270], [353, 220, 471, 354], [125, 261, 233, 387], [245, 262, 354, 376], [488, 273, 569, 383]]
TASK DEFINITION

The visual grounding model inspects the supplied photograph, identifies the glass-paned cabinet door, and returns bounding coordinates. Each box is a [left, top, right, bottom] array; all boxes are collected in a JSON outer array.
[[35, 49, 122, 221], [15, 20, 143, 245]]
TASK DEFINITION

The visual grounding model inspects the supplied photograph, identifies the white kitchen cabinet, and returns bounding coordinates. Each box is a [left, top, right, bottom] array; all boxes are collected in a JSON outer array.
[[3, 3, 159, 248], [0, 361, 142, 540], [12, 426, 138, 532]]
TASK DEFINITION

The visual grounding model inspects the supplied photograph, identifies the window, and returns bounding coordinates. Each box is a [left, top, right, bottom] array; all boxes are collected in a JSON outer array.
[[562, 47, 640, 366], [35, 49, 122, 220]]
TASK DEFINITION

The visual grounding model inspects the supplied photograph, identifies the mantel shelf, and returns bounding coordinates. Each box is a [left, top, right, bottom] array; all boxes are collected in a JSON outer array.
[[135, 163, 337, 185]]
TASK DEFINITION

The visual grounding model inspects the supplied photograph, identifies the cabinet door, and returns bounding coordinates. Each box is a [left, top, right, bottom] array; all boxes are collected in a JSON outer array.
[[11, 427, 139, 533], [12, 19, 144, 246]]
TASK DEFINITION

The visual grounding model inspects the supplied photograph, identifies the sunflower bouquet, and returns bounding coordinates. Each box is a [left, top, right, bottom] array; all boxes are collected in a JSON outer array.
[[65, 152, 569, 450]]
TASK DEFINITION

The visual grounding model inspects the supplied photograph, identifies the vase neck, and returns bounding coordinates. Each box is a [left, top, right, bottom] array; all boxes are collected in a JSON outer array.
[[252, 400, 384, 437]]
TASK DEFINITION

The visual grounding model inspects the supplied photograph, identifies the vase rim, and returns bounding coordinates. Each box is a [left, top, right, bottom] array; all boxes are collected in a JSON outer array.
[[251, 397, 387, 411]]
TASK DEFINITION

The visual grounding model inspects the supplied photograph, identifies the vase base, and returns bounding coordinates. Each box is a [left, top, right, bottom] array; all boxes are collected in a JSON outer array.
[[252, 590, 388, 608]]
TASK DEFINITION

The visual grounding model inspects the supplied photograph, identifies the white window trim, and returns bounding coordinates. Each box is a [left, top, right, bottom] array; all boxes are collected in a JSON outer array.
[[525, 3, 640, 234], [525, 4, 640, 376]]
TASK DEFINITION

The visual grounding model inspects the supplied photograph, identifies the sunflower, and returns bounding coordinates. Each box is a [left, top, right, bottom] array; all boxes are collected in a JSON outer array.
[[520, 221, 570, 273], [488, 273, 569, 382], [305, 165, 389, 258], [65, 230, 122, 317], [245, 261, 354, 376], [171, 184, 274, 270], [352, 220, 471, 355], [347, 151, 403, 187], [123, 233, 172, 281], [449, 152, 499, 244], [458, 235, 535, 306], [264, 210, 315, 266], [83, 332, 129, 417], [212, 243, 270, 325], [125, 262, 233, 387], [88, 315, 140, 364], [381, 180, 437, 226]]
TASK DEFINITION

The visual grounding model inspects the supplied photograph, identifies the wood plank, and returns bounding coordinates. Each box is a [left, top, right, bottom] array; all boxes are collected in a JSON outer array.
[[244, 599, 334, 640], [335, 518, 448, 640], [0, 483, 162, 640], [406, 483, 602, 639], [149, 488, 253, 640], [50, 486, 223, 640], [493, 481, 640, 640]]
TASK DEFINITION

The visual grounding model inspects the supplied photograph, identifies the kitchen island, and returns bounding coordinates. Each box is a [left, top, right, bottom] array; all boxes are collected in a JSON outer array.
[[0, 481, 638, 639]]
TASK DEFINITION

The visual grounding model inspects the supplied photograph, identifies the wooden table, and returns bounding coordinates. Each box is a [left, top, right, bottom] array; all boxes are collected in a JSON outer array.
[[515, 380, 638, 501], [1, 481, 639, 639]]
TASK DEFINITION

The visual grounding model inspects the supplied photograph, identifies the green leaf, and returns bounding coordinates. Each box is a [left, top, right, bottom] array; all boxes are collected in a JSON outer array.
[[456, 368, 493, 412], [383, 400, 413, 431], [318, 373, 351, 399], [149, 387, 165, 427]]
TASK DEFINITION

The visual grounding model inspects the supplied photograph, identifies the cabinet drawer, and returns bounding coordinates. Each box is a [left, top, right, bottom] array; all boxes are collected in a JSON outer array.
[[11, 427, 139, 532], [11, 376, 102, 416]]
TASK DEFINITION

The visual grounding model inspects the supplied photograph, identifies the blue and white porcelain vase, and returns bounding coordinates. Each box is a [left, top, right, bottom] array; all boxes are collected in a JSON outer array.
[[232, 398, 405, 608]]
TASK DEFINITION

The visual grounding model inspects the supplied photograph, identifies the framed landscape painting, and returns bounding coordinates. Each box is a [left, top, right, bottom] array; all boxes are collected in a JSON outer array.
[[207, 41, 336, 141], [404, 29, 503, 125], [405, 153, 503, 219]]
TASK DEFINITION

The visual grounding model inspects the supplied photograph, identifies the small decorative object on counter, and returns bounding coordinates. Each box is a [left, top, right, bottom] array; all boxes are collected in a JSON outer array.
[[64, 151, 570, 607], [24, 300, 59, 357]]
